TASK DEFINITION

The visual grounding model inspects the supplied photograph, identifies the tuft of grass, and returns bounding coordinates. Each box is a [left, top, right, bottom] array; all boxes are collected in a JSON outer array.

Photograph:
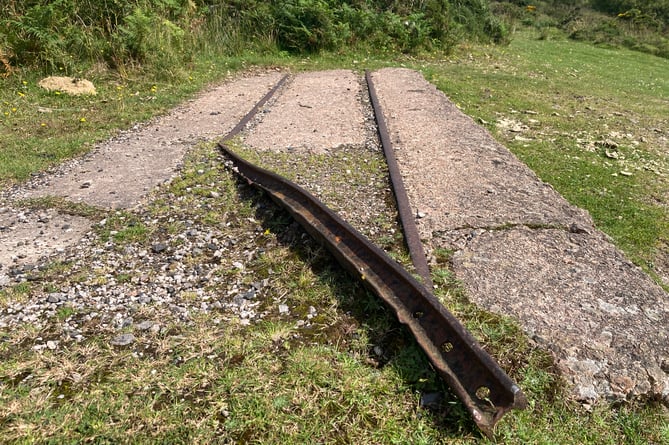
[[0, 282, 32, 307]]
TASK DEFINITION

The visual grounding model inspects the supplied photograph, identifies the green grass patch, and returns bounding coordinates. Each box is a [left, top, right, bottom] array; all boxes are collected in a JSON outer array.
[[0, 55, 250, 187]]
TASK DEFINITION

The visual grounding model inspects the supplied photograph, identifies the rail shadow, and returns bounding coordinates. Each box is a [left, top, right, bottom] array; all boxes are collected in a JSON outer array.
[[233, 177, 482, 439]]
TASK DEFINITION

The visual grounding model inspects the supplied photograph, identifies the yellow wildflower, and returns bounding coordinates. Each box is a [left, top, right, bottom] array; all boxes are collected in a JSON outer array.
[[80, 117, 86, 123]]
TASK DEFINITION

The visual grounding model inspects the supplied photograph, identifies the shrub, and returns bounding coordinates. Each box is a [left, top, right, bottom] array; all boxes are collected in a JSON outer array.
[[272, 0, 343, 53], [0, 0, 511, 73]]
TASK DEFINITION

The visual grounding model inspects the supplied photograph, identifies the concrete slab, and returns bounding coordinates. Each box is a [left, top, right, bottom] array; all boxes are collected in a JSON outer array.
[[368, 68, 592, 237], [438, 226, 669, 402], [0, 207, 91, 281], [243, 70, 366, 153], [370, 67, 669, 404], [18, 72, 285, 209]]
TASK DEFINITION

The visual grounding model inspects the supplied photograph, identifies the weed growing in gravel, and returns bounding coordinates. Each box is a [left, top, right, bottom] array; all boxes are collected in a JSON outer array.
[[0, 282, 32, 307], [97, 211, 151, 245]]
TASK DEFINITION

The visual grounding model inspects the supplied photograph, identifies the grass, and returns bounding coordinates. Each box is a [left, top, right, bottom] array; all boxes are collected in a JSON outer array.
[[1, 140, 667, 443], [1, 29, 669, 444], [0, 55, 261, 187]]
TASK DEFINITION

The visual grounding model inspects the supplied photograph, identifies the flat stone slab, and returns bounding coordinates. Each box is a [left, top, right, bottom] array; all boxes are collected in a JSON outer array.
[[368, 68, 592, 236], [0, 207, 91, 280], [370, 67, 669, 404], [243, 70, 366, 153], [17, 72, 285, 209], [438, 226, 669, 402]]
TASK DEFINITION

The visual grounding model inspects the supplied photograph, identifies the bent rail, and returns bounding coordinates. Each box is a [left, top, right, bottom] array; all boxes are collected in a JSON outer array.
[[219, 145, 527, 438], [216, 71, 526, 437]]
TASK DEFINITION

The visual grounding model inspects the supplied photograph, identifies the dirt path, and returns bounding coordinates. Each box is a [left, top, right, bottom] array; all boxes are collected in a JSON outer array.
[[1, 69, 667, 406]]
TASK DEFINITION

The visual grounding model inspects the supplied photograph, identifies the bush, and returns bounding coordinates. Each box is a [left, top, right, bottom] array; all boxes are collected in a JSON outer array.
[[0, 0, 510, 73], [1, 0, 199, 74], [272, 0, 344, 53], [452, 0, 509, 43]]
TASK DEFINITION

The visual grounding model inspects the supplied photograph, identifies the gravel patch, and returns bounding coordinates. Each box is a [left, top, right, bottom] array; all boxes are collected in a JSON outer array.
[[0, 150, 295, 343]]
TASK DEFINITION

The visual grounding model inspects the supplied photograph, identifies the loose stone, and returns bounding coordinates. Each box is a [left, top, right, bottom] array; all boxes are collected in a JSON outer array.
[[110, 333, 135, 346]]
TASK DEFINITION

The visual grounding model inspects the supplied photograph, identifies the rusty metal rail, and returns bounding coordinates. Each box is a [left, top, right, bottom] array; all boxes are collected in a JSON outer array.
[[217, 72, 526, 438], [366, 71, 433, 288]]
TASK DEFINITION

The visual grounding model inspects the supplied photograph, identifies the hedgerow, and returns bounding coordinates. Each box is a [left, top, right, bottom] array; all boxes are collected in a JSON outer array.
[[0, 0, 507, 75]]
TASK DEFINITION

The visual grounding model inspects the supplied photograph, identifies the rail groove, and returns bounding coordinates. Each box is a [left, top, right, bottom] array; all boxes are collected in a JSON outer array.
[[366, 71, 433, 288], [218, 72, 527, 438]]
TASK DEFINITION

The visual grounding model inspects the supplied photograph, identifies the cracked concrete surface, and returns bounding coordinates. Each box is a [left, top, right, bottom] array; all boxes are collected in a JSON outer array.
[[369, 67, 669, 405]]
